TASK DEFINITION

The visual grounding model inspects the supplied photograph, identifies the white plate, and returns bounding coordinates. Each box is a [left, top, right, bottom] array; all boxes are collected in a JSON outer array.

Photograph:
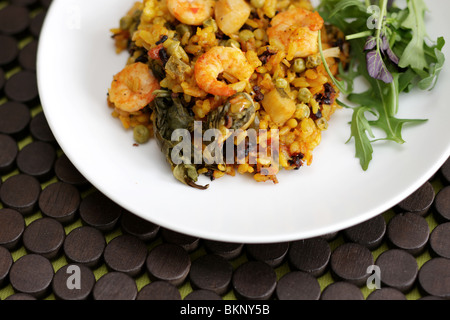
[[37, 0, 450, 243]]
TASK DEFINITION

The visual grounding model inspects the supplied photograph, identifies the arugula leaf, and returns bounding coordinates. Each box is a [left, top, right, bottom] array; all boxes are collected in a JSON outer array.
[[328, 0, 367, 18], [318, 30, 352, 95], [337, 60, 358, 94], [347, 106, 375, 171], [398, 68, 418, 93], [418, 37, 446, 90], [318, 0, 445, 170], [398, 0, 428, 70]]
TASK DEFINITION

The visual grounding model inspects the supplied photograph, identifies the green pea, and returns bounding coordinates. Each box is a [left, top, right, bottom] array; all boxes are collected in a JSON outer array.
[[239, 29, 255, 42], [316, 118, 328, 130], [203, 18, 218, 33], [133, 125, 151, 144], [292, 58, 306, 74], [275, 78, 288, 89], [306, 54, 322, 69], [225, 39, 241, 49], [251, 0, 266, 8], [297, 88, 312, 103]]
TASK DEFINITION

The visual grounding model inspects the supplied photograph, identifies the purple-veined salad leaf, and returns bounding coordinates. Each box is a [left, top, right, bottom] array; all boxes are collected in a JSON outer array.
[[364, 35, 399, 84], [366, 50, 393, 83], [365, 36, 377, 51], [381, 36, 399, 65]]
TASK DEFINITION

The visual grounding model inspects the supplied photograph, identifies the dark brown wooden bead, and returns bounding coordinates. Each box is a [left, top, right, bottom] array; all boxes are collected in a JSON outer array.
[[203, 240, 244, 260], [387, 212, 429, 256], [0, 101, 31, 139], [40, 0, 52, 8], [79, 191, 123, 232], [330, 243, 374, 287], [343, 214, 386, 250], [93, 272, 137, 300], [10, 0, 38, 8], [366, 288, 407, 300], [429, 222, 450, 259], [161, 228, 200, 252], [9, 254, 54, 299], [137, 281, 181, 300], [320, 231, 340, 241], [146, 243, 191, 286], [0, 133, 18, 174], [0, 68, 5, 92], [320, 282, 364, 300], [440, 156, 450, 185], [18, 39, 37, 71], [433, 186, 450, 223], [16, 141, 56, 181], [189, 254, 233, 295], [54, 154, 89, 189], [4, 71, 39, 105], [0, 208, 25, 250], [288, 237, 331, 277], [418, 258, 450, 299], [52, 264, 95, 300], [232, 261, 277, 300], [0, 35, 19, 67], [245, 242, 289, 268], [184, 289, 222, 300], [276, 271, 321, 300], [375, 249, 418, 293], [29, 10, 46, 38], [120, 211, 160, 242], [29, 111, 56, 144], [0, 174, 41, 216], [104, 234, 148, 277], [63, 226, 106, 268], [38, 182, 80, 224], [396, 182, 435, 216], [0, 5, 30, 36], [23, 217, 65, 259], [418, 295, 446, 300], [4, 293, 36, 300], [0, 246, 13, 288]]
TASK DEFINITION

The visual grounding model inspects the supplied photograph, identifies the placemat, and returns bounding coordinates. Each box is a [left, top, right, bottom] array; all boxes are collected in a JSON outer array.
[[1, 0, 450, 301]]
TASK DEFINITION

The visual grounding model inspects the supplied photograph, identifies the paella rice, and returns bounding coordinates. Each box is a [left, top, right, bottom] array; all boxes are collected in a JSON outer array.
[[107, 0, 348, 188]]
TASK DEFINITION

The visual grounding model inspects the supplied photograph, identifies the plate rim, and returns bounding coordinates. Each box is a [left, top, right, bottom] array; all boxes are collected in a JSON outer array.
[[36, 0, 450, 243]]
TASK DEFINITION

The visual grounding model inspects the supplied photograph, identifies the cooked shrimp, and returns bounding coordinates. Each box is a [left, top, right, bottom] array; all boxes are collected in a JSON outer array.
[[167, 0, 214, 26], [267, 7, 324, 60], [108, 62, 160, 113], [194, 46, 254, 97]]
